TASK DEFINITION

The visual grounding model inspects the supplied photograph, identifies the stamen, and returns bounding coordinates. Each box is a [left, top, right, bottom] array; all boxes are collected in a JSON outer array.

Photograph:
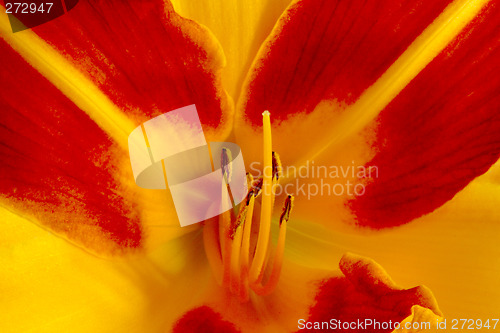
[[202, 218, 223, 285], [249, 111, 273, 285], [279, 195, 294, 226], [229, 204, 247, 294], [251, 177, 263, 197], [239, 194, 255, 302], [228, 175, 257, 295], [221, 147, 232, 184], [219, 209, 232, 286], [221, 147, 236, 208], [246, 173, 254, 191], [220, 146, 236, 286], [252, 195, 294, 296], [271, 151, 282, 211], [272, 152, 283, 181], [203, 110, 294, 300], [229, 206, 246, 239]]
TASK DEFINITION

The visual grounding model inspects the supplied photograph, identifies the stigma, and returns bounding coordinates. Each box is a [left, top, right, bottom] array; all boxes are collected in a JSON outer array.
[[202, 111, 294, 301]]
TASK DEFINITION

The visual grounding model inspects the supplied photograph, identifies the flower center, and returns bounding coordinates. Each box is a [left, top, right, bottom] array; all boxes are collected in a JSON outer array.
[[202, 111, 294, 302]]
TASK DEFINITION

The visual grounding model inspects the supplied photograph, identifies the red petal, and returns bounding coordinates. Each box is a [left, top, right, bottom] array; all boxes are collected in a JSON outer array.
[[240, 0, 453, 126], [0, 43, 141, 254], [30, 0, 231, 135], [173, 306, 240, 333], [350, 3, 500, 228], [303, 254, 441, 332]]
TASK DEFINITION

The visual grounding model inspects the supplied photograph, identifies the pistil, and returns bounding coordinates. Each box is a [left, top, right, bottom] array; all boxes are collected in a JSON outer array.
[[249, 111, 273, 285]]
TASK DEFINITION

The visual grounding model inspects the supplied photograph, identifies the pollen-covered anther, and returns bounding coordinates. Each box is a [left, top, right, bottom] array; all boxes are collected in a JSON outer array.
[[230, 205, 247, 240]]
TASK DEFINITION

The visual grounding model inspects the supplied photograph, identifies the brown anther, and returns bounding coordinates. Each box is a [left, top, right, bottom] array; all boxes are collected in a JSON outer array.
[[230, 205, 247, 239], [279, 195, 294, 226], [272, 151, 282, 181], [251, 177, 263, 197], [245, 189, 254, 205], [221, 147, 232, 183]]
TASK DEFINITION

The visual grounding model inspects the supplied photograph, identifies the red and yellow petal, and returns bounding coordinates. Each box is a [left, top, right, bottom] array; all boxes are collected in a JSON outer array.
[[0, 42, 141, 254], [0, 0, 232, 255], [350, 2, 500, 227], [234, 0, 499, 230], [41, 0, 230, 138], [235, 0, 455, 165]]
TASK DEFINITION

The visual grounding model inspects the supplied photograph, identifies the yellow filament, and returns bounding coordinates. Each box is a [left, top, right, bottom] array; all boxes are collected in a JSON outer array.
[[219, 209, 232, 286], [239, 195, 255, 302], [251, 220, 287, 296], [229, 222, 244, 295], [202, 219, 223, 285], [249, 111, 273, 284], [229, 200, 249, 294], [271, 180, 278, 213]]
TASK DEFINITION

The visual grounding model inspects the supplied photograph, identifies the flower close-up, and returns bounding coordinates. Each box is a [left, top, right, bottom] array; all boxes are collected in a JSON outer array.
[[1, 0, 499, 332]]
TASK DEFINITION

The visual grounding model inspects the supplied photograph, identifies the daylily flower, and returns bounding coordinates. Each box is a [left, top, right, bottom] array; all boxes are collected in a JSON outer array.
[[1, 0, 499, 332]]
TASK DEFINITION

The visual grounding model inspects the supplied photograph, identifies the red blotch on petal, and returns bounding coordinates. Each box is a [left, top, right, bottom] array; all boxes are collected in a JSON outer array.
[[173, 306, 240, 333]]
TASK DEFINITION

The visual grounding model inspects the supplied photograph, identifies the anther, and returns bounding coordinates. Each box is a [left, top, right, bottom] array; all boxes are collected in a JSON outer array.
[[251, 177, 263, 197], [280, 195, 294, 226], [272, 151, 282, 181], [221, 147, 232, 184]]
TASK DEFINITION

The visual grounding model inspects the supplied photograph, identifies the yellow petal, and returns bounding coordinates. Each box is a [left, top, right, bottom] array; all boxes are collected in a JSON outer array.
[[170, 0, 292, 101], [393, 305, 443, 332], [0, 206, 210, 332]]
